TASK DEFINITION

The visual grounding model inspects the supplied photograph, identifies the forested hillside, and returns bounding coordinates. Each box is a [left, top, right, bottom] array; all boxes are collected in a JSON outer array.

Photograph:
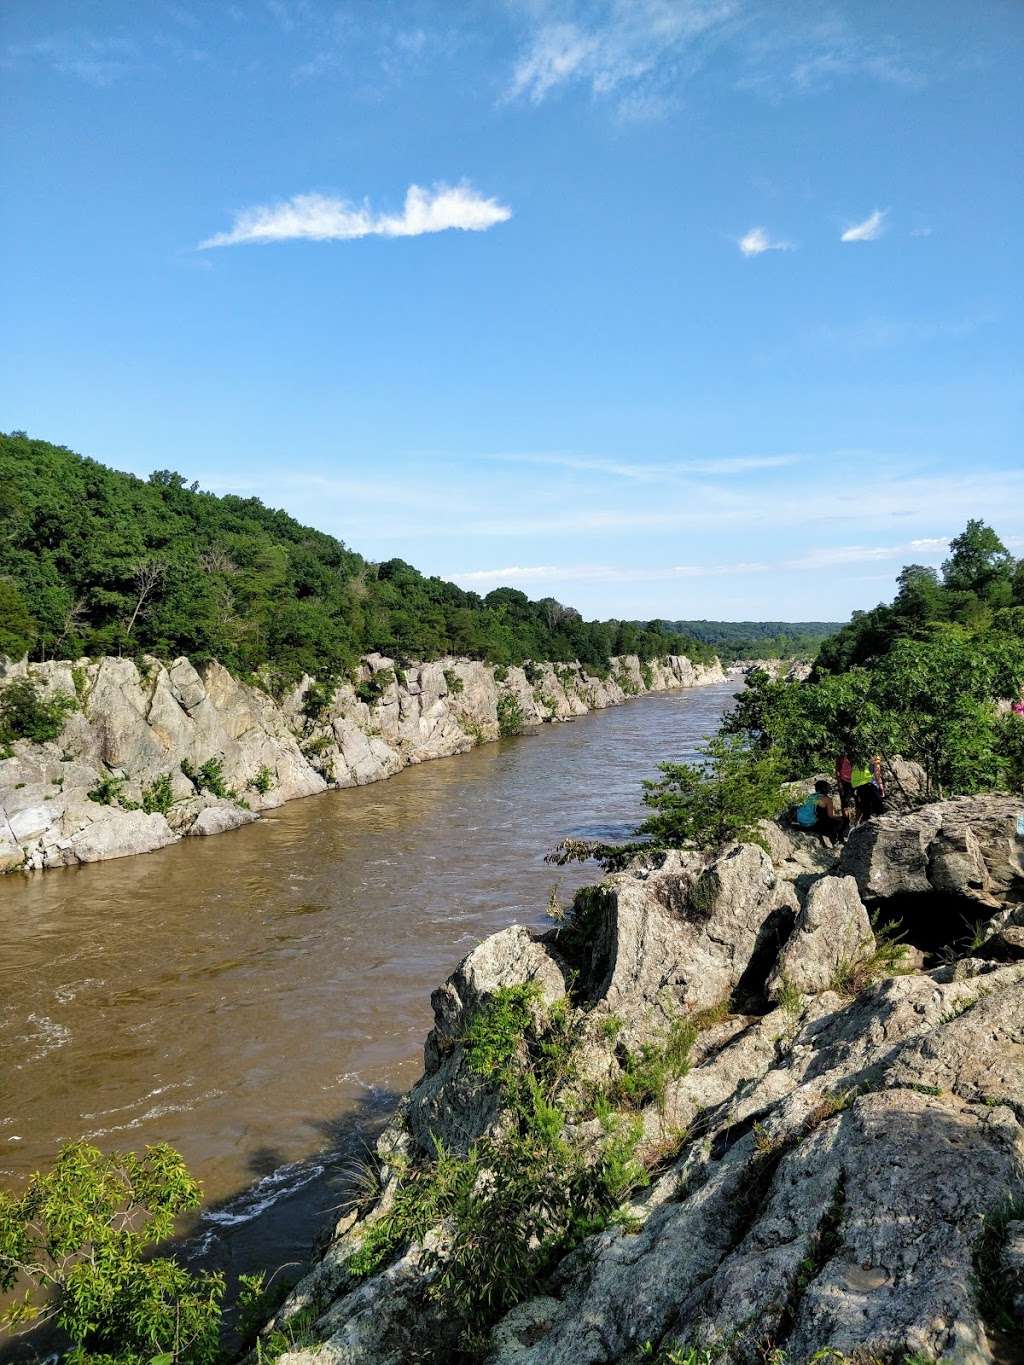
[[667, 619, 841, 661], [0, 433, 712, 682]]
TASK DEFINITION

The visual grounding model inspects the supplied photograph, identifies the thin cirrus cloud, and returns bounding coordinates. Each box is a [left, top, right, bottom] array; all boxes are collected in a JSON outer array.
[[199, 183, 511, 249], [737, 225, 794, 256], [484, 452, 801, 480], [448, 539, 951, 587], [840, 208, 888, 242]]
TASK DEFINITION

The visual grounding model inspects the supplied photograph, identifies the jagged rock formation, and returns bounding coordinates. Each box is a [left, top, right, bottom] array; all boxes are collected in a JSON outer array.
[[0, 652, 723, 873], [267, 794, 1024, 1365]]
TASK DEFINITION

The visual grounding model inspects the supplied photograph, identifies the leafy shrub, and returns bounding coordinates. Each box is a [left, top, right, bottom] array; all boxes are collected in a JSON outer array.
[[523, 661, 542, 685], [88, 774, 126, 806], [181, 755, 234, 799], [639, 734, 786, 852], [0, 1141, 224, 1362], [605, 1013, 703, 1111], [142, 772, 175, 814], [462, 984, 541, 1081], [443, 668, 465, 696], [493, 665, 509, 683], [0, 677, 77, 746], [250, 764, 275, 795], [497, 691, 525, 739], [349, 991, 649, 1356], [355, 667, 395, 706], [301, 678, 335, 722]]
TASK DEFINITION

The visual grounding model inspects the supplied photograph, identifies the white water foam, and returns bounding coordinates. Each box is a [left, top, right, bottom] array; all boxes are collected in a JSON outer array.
[[201, 1158, 326, 1228], [18, 1012, 71, 1063], [82, 1088, 224, 1139]]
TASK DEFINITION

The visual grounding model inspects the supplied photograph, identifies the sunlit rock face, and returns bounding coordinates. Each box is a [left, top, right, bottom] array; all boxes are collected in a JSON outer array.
[[263, 793, 1024, 1365], [0, 651, 724, 871]]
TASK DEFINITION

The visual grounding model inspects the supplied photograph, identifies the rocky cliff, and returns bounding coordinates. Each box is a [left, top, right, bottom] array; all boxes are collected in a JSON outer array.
[[0, 652, 723, 873], [261, 794, 1024, 1365]]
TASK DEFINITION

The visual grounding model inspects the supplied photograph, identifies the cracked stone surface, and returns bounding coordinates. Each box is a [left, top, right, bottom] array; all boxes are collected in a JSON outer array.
[[268, 795, 1024, 1365]]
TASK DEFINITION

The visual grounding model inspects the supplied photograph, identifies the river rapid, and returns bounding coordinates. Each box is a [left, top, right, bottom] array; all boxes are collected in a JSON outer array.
[[0, 678, 737, 1288]]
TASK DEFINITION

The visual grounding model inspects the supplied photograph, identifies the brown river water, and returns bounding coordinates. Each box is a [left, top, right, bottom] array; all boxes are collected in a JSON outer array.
[[0, 678, 737, 1318]]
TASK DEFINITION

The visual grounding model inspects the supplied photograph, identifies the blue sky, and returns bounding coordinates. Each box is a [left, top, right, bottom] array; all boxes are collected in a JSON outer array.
[[2, 1, 1021, 621]]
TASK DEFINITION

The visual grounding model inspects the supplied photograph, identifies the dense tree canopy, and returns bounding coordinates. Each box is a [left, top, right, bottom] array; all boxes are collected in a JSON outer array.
[[724, 521, 1024, 799], [0, 433, 713, 683], [665, 620, 841, 662]]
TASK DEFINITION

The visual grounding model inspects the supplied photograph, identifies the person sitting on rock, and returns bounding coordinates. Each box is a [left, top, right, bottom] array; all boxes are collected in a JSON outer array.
[[795, 779, 847, 843]]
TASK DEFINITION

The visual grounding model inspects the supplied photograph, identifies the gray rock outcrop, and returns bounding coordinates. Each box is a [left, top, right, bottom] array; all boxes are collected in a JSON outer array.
[[0, 651, 724, 872], [263, 793, 1024, 1365]]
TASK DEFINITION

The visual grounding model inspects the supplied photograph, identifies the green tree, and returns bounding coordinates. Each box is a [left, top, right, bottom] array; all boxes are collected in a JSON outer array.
[[0, 1141, 225, 1363], [942, 518, 1014, 600], [0, 580, 36, 658], [638, 734, 786, 852]]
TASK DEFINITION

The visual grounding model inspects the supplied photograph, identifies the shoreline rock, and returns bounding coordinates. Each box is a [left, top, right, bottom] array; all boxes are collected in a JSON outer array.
[[0, 651, 725, 874], [265, 793, 1024, 1364]]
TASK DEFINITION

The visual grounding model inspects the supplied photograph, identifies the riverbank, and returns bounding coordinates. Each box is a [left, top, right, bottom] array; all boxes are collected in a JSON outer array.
[[0, 681, 741, 1340], [0, 651, 723, 874], [262, 791, 1024, 1363]]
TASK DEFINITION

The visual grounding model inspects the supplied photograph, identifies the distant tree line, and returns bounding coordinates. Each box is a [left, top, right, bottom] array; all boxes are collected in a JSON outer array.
[[0, 433, 714, 684], [662, 620, 842, 663]]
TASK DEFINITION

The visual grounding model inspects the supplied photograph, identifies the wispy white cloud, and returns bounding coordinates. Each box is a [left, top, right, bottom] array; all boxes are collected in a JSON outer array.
[[737, 225, 794, 256], [450, 469, 1024, 538], [485, 451, 802, 481], [910, 225, 933, 238], [505, 3, 926, 116], [5, 31, 139, 85], [449, 537, 955, 586], [199, 183, 511, 249], [841, 208, 888, 242], [816, 313, 986, 350]]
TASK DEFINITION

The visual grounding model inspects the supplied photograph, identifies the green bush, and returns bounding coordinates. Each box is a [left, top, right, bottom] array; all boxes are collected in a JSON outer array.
[[493, 665, 509, 683], [250, 764, 275, 795], [348, 991, 649, 1357], [0, 1141, 224, 1363], [497, 691, 525, 739], [443, 667, 465, 696], [181, 755, 234, 799], [0, 677, 77, 746], [462, 984, 541, 1081], [355, 667, 395, 706], [300, 678, 336, 722], [639, 733, 786, 852], [88, 774, 126, 806], [142, 772, 175, 815]]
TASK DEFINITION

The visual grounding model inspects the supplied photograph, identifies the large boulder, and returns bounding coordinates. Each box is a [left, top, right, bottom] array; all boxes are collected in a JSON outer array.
[[571, 845, 799, 1034], [407, 926, 568, 1155], [268, 789, 1024, 1365], [766, 874, 873, 999], [840, 794, 1024, 908], [69, 808, 178, 863]]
